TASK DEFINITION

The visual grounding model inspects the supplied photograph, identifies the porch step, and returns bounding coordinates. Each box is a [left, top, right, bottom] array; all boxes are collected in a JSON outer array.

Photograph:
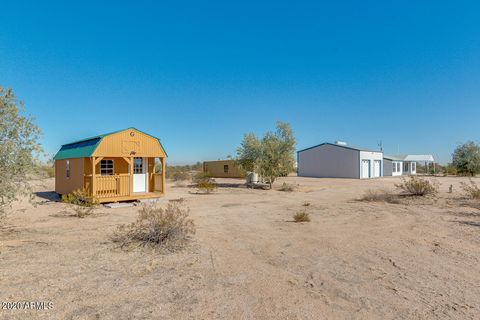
[[137, 198, 165, 204], [103, 202, 136, 209]]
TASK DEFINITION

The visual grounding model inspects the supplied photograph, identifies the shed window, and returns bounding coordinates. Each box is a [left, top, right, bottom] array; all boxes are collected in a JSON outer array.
[[100, 160, 114, 176], [404, 162, 409, 172], [134, 157, 144, 174], [66, 160, 70, 178], [224, 165, 229, 173], [392, 162, 397, 173], [397, 162, 401, 172], [412, 162, 416, 172]]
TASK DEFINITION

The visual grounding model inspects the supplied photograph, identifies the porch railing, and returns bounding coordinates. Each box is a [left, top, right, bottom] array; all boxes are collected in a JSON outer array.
[[84, 173, 163, 199], [96, 174, 130, 198], [153, 173, 163, 192], [84, 174, 130, 199]]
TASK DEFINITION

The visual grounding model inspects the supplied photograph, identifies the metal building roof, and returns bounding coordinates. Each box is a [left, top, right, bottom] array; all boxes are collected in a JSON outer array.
[[297, 142, 381, 154]]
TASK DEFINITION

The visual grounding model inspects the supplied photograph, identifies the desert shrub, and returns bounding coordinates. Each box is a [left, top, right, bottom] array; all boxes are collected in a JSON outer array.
[[279, 182, 295, 192], [61, 189, 99, 218], [293, 209, 310, 222], [195, 181, 218, 194], [460, 179, 480, 200], [395, 177, 439, 196], [111, 202, 195, 251], [445, 164, 458, 176], [172, 171, 190, 182], [164, 163, 202, 180], [192, 172, 217, 194], [302, 201, 311, 207], [35, 163, 55, 178], [174, 180, 189, 188], [360, 189, 400, 204], [192, 171, 211, 183]]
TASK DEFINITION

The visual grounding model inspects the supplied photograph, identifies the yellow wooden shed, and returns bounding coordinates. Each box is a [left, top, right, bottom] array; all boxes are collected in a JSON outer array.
[[203, 160, 245, 178], [53, 128, 167, 203]]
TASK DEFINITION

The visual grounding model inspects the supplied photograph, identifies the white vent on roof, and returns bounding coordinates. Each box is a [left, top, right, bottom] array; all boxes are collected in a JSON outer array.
[[335, 141, 347, 146]]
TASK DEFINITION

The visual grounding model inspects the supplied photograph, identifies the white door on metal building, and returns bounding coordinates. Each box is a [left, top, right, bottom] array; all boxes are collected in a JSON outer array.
[[361, 160, 370, 178], [373, 160, 381, 178]]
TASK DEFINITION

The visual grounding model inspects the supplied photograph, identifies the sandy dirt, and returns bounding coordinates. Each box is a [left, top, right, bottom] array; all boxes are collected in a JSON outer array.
[[1, 176, 479, 319]]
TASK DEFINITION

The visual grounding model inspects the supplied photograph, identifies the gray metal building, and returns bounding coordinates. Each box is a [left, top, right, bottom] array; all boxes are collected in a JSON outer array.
[[297, 142, 383, 179]]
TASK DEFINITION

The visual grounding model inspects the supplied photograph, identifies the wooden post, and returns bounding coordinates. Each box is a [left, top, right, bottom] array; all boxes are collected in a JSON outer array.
[[162, 157, 166, 194], [130, 157, 134, 195], [91, 157, 96, 197]]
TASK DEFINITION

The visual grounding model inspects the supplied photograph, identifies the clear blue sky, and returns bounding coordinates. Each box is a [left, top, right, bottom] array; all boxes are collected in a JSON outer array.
[[1, 1, 479, 164]]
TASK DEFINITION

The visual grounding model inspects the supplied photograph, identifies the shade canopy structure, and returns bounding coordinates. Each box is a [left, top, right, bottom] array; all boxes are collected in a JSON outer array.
[[403, 155, 435, 162]]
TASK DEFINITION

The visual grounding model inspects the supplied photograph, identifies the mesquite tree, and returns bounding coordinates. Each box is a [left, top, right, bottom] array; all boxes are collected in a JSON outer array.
[[237, 122, 296, 189], [452, 141, 480, 176], [0, 87, 42, 217]]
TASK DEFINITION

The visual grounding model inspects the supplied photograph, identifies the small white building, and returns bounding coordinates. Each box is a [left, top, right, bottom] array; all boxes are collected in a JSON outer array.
[[297, 142, 383, 179], [383, 154, 435, 176]]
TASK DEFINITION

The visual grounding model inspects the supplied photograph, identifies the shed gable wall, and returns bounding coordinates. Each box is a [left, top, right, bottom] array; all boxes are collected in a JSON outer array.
[[93, 129, 166, 158]]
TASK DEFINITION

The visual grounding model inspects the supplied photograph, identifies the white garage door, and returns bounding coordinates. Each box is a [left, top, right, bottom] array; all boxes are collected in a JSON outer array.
[[373, 160, 381, 178], [361, 160, 370, 178]]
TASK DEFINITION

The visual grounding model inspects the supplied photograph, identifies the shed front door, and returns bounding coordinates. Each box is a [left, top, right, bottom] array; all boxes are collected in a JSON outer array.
[[133, 157, 147, 193]]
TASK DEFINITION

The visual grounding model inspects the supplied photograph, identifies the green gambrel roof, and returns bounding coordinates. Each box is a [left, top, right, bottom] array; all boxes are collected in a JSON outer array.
[[53, 128, 167, 160]]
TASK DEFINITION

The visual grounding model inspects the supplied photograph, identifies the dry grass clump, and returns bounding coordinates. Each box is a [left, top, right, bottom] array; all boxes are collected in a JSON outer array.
[[360, 189, 400, 204], [279, 182, 295, 192], [460, 179, 480, 200], [111, 203, 195, 251], [61, 189, 99, 218], [169, 197, 186, 204], [293, 210, 310, 222], [395, 177, 439, 196]]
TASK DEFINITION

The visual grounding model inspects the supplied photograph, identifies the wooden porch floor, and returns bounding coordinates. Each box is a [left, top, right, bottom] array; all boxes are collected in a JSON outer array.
[[96, 192, 164, 203]]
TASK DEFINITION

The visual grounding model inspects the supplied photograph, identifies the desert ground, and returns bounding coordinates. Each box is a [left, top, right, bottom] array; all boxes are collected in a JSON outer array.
[[1, 176, 480, 319]]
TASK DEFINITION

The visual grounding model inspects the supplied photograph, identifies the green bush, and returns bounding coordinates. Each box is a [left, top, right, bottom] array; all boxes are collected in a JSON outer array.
[[111, 203, 195, 251], [61, 189, 99, 218], [395, 177, 439, 196], [460, 179, 480, 200]]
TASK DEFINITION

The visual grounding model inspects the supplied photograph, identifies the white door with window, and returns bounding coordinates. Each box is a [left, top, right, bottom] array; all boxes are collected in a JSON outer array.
[[133, 157, 147, 193], [373, 160, 381, 178], [361, 160, 370, 179]]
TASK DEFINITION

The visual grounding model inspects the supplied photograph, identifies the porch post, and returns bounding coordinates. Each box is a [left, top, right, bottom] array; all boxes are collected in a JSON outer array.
[[162, 157, 166, 194], [91, 157, 96, 197], [129, 157, 134, 195]]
